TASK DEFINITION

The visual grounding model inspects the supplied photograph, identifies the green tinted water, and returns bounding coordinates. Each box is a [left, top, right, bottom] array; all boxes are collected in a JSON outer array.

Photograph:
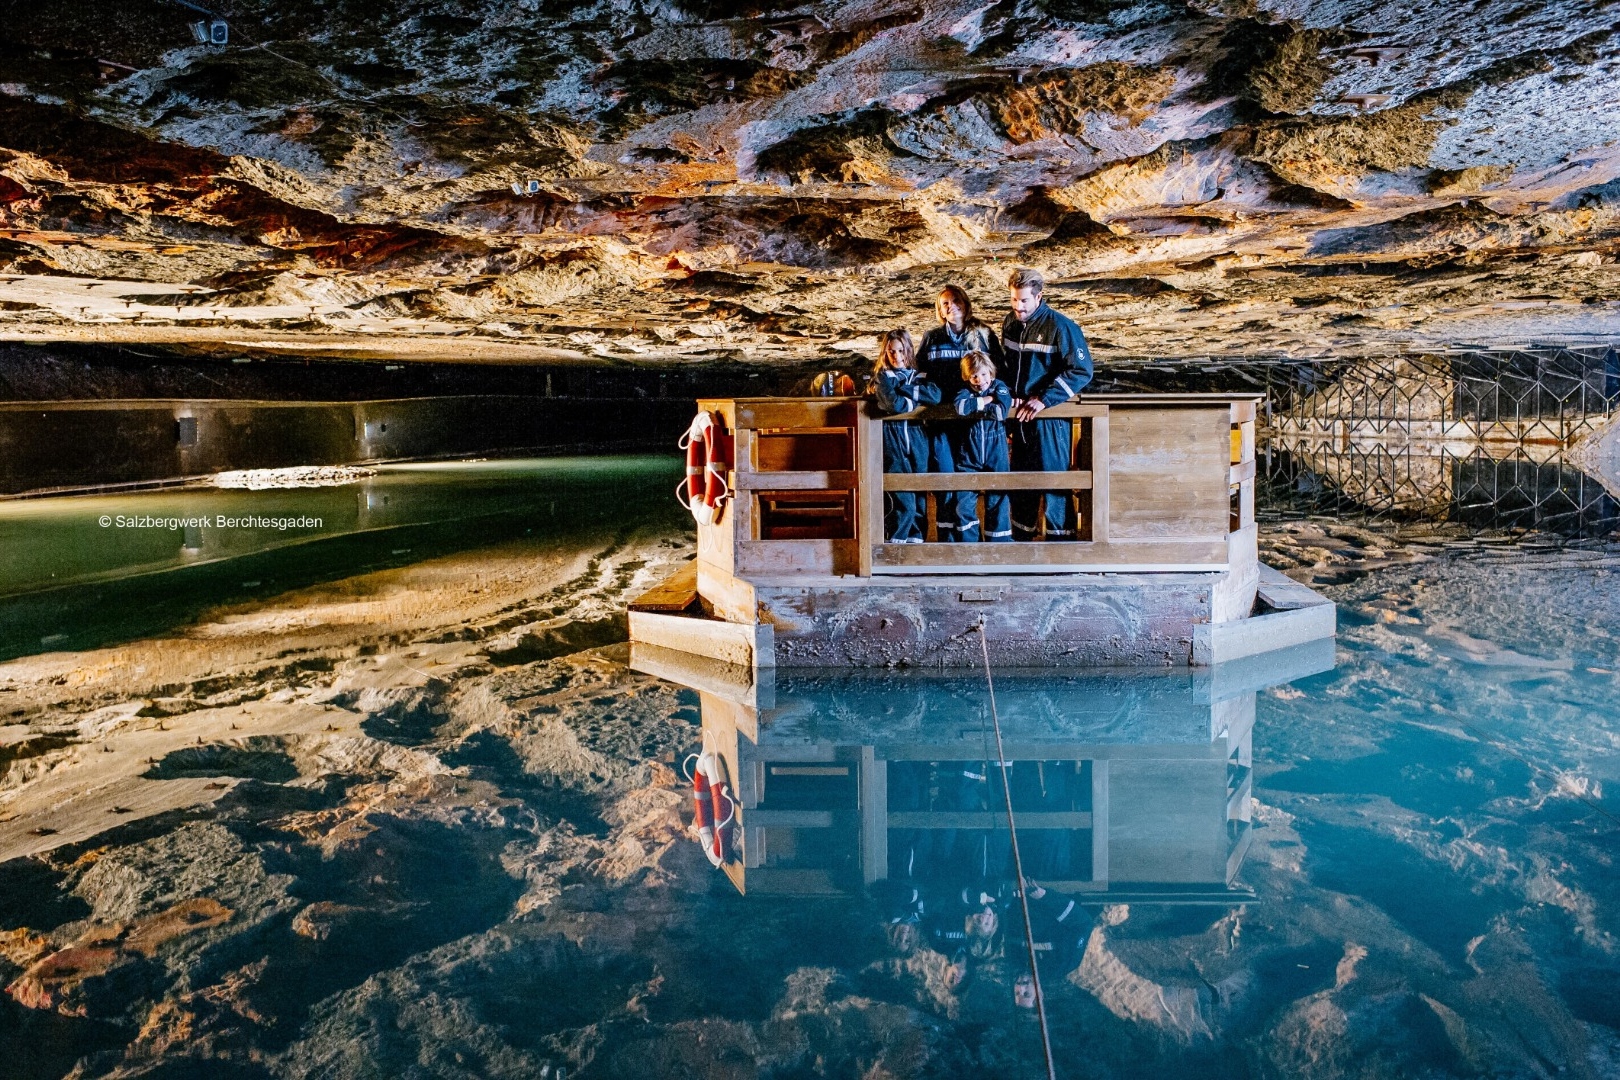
[[0, 456, 685, 659]]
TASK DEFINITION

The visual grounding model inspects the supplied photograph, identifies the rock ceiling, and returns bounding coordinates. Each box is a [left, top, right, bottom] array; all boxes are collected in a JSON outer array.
[[1, 0, 1618, 365]]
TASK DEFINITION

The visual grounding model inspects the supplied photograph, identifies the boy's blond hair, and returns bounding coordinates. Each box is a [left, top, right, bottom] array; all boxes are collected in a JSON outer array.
[[960, 349, 996, 381]]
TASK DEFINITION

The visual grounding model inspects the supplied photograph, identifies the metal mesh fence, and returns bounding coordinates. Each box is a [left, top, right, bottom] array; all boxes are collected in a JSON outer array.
[[1099, 345, 1620, 539]]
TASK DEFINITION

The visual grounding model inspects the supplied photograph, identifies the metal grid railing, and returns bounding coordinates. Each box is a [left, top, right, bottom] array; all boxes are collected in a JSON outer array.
[[1258, 443, 1620, 540], [1095, 346, 1620, 540]]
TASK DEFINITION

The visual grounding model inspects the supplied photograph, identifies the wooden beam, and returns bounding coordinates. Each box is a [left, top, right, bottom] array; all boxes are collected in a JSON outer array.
[[870, 539, 1230, 570], [1091, 759, 1109, 885], [886, 811, 1093, 829], [882, 470, 1092, 492], [857, 410, 883, 577], [860, 747, 886, 886], [1090, 412, 1110, 542], [732, 399, 858, 429], [734, 469, 858, 491], [877, 743, 1230, 761]]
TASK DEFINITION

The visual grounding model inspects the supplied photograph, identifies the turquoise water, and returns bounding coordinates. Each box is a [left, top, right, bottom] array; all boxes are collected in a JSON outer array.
[[2, 456, 1618, 1077], [618, 596, 1620, 1077], [0, 456, 685, 659]]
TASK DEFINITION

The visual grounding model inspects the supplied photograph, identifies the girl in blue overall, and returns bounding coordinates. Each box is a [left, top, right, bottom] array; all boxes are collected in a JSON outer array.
[[872, 329, 941, 543], [951, 350, 1013, 542], [916, 286, 1001, 541]]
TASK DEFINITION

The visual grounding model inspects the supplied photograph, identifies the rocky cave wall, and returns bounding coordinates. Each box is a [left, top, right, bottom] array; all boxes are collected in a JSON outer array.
[[1, 0, 1618, 365]]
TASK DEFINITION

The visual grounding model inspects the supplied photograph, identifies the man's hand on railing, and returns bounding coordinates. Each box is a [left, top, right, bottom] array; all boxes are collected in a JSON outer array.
[[1014, 397, 1047, 422]]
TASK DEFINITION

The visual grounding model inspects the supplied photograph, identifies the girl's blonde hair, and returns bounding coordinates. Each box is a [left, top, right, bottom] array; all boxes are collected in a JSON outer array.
[[872, 328, 916, 380], [960, 349, 996, 381]]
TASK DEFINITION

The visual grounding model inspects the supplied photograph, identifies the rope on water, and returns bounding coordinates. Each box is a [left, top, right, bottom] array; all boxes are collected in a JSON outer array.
[[977, 620, 1058, 1080]]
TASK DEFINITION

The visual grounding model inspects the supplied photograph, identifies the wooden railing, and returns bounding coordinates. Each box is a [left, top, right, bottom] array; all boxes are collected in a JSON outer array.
[[696, 394, 1259, 578]]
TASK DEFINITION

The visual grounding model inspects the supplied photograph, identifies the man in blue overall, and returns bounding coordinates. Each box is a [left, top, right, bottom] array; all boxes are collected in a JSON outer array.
[[1000, 268, 1094, 541]]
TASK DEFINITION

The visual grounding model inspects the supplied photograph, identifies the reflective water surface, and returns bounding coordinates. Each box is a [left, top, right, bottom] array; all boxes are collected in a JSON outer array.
[[0, 456, 684, 659], [0, 438, 1617, 1078]]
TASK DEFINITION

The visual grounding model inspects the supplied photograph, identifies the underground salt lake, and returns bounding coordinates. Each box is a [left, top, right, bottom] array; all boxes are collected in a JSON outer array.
[[1, 454, 1617, 1079]]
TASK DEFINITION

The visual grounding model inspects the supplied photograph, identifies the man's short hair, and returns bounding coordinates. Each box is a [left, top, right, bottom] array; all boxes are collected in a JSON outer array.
[[1008, 268, 1044, 293]]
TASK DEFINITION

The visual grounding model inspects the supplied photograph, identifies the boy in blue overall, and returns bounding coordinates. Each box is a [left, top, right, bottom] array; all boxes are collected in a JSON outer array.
[[1000, 268, 1093, 540], [951, 350, 1013, 542], [872, 328, 941, 543], [917, 285, 1001, 542]]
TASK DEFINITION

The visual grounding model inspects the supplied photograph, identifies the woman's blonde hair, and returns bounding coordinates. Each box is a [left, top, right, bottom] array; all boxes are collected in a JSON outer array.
[[960, 349, 996, 381], [872, 328, 916, 380]]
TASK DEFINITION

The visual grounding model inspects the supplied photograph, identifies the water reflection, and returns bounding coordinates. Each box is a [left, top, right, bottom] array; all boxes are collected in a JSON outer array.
[[1254, 350, 1620, 539], [635, 642, 1334, 909], [0, 456, 684, 658]]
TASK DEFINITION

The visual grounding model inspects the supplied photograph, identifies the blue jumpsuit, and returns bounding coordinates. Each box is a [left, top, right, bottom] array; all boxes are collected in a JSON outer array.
[[1000, 302, 1093, 540], [951, 380, 1013, 542], [874, 367, 941, 543], [917, 323, 1001, 541]]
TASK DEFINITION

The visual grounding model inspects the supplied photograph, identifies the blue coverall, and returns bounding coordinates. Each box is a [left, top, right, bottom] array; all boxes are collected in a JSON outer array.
[[874, 367, 942, 543], [1000, 302, 1093, 540], [951, 380, 1013, 542], [917, 322, 1000, 540]]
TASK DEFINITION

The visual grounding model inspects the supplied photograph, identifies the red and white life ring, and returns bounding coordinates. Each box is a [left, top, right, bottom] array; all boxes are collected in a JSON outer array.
[[685, 750, 736, 868], [676, 411, 733, 527]]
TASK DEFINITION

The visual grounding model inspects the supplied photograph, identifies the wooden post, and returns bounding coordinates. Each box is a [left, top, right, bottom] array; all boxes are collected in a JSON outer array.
[[857, 409, 884, 576], [860, 746, 887, 885], [1090, 408, 1110, 543], [1090, 758, 1109, 885]]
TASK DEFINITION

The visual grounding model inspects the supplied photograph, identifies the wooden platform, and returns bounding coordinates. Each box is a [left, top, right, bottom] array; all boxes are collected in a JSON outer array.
[[632, 648, 1336, 899], [631, 393, 1332, 669]]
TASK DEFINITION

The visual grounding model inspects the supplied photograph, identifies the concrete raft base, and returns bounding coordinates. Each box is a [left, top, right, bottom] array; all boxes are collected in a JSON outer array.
[[629, 563, 1335, 670]]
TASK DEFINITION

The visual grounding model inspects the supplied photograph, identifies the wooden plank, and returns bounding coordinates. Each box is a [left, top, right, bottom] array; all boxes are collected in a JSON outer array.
[[860, 748, 886, 886], [735, 469, 858, 491], [753, 429, 854, 472], [1230, 399, 1257, 424], [1091, 759, 1109, 885], [733, 399, 857, 429], [877, 742, 1229, 762], [746, 809, 836, 827], [1107, 406, 1231, 539], [869, 539, 1229, 571], [886, 401, 1108, 424], [1229, 459, 1255, 486], [886, 811, 1093, 829], [882, 470, 1092, 492], [627, 610, 756, 668], [1091, 412, 1110, 542], [627, 561, 697, 613], [696, 561, 756, 624], [857, 410, 883, 577], [736, 538, 857, 576]]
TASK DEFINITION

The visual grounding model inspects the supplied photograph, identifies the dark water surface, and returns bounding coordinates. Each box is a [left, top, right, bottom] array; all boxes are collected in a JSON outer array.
[[0, 456, 685, 660]]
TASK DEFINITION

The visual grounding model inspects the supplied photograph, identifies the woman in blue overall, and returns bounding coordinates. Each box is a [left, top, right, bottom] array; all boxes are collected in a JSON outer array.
[[872, 329, 941, 543], [916, 286, 1000, 542]]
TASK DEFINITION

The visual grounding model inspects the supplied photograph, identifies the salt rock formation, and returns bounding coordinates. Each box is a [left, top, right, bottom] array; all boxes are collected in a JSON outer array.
[[0, 0, 1616, 361]]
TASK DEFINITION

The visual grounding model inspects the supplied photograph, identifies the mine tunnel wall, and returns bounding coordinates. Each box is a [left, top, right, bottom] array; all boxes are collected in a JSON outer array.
[[0, 395, 694, 495]]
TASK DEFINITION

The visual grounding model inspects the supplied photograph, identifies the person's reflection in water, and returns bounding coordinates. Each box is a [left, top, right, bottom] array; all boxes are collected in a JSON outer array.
[[876, 875, 1094, 1007]]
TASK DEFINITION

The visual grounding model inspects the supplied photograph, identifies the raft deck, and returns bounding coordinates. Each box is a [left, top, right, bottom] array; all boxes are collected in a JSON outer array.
[[630, 394, 1334, 668]]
